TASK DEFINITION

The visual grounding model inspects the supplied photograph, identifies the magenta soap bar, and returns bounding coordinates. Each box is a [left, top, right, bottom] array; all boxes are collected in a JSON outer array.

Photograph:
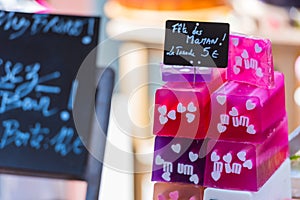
[[153, 69, 226, 139], [161, 64, 213, 82], [153, 182, 204, 200], [152, 136, 207, 185], [209, 71, 285, 142], [227, 33, 274, 88], [204, 117, 289, 191]]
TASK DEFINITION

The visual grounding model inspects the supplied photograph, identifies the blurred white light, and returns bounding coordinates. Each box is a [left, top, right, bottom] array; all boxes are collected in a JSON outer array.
[[294, 87, 300, 106], [295, 56, 300, 81]]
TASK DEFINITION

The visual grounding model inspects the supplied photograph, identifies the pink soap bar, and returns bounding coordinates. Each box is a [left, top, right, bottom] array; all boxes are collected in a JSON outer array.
[[204, 117, 289, 191], [153, 69, 226, 139], [209, 71, 285, 142], [153, 182, 204, 200], [228, 33, 274, 88]]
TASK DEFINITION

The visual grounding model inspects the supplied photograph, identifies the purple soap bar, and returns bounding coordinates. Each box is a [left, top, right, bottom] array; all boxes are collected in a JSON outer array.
[[153, 182, 204, 200], [161, 64, 213, 82], [204, 117, 289, 191], [152, 136, 207, 185], [228, 33, 274, 88], [209, 71, 285, 142]]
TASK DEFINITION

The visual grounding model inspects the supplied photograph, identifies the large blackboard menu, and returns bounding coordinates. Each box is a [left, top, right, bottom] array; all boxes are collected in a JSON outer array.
[[0, 10, 100, 179]]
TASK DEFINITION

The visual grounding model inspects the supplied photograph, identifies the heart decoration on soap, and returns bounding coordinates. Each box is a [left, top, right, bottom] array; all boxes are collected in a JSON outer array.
[[155, 155, 165, 165], [157, 194, 166, 200], [241, 49, 249, 59], [158, 105, 167, 115], [216, 95, 226, 105], [177, 103, 186, 113], [232, 37, 239, 47], [211, 151, 220, 162], [217, 123, 227, 133], [243, 160, 253, 170], [171, 144, 181, 154], [189, 152, 198, 162], [159, 115, 168, 125], [246, 99, 256, 110], [256, 67, 263, 78], [247, 125, 256, 134], [186, 113, 195, 123], [162, 172, 171, 181], [169, 191, 179, 200], [189, 174, 199, 184], [233, 65, 240, 75], [211, 171, 221, 181], [167, 110, 176, 120], [237, 151, 246, 162], [229, 107, 239, 117], [189, 196, 196, 200], [223, 153, 232, 163], [255, 43, 262, 53], [187, 102, 197, 112]]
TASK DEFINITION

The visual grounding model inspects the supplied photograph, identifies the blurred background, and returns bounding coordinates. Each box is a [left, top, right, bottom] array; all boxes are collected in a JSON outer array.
[[0, 0, 300, 199]]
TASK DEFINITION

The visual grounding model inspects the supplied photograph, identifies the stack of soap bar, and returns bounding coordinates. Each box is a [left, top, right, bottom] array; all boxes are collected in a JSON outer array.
[[203, 33, 291, 197], [152, 67, 226, 198], [151, 32, 291, 199]]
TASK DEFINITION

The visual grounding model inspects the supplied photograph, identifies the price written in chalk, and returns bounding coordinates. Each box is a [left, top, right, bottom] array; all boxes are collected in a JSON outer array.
[[164, 20, 229, 68]]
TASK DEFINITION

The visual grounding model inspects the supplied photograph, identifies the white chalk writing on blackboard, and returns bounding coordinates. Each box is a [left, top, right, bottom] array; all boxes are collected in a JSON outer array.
[[0, 58, 58, 116], [0, 119, 83, 156], [0, 58, 83, 156], [164, 21, 229, 67], [0, 11, 95, 45]]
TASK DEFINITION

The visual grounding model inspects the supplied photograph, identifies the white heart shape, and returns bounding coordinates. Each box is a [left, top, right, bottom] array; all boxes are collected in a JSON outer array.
[[189, 152, 198, 162], [167, 110, 176, 120], [229, 107, 239, 117], [187, 102, 197, 112], [256, 67, 263, 78], [246, 99, 256, 110], [216, 95, 226, 105], [233, 65, 240, 75], [158, 105, 167, 115], [189, 174, 199, 184], [223, 153, 232, 163], [211, 151, 220, 162], [247, 125, 256, 134], [186, 113, 195, 123], [159, 115, 168, 125], [177, 103, 186, 113], [255, 43, 262, 53], [243, 160, 253, 170], [237, 151, 246, 162], [211, 171, 221, 181], [232, 37, 239, 47], [241, 49, 249, 59], [217, 123, 227, 133], [162, 172, 171, 181], [155, 155, 165, 165], [171, 144, 181, 154]]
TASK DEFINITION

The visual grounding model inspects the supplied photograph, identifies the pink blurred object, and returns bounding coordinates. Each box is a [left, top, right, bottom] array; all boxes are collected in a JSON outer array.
[[227, 33, 274, 88], [209, 71, 286, 142], [204, 117, 289, 191], [153, 182, 204, 200], [153, 69, 226, 139]]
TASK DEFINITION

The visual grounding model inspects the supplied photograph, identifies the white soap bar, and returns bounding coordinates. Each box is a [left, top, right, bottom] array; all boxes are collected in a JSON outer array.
[[204, 158, 291, 200]]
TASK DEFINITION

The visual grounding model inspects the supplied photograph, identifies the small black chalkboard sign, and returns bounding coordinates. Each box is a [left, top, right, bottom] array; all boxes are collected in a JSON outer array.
[[164, 20, 230, 68], [0, 10, 100, 180]]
